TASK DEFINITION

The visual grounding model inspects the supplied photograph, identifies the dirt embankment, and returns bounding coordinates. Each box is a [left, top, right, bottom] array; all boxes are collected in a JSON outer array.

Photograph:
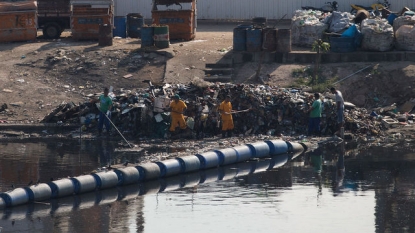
[[0, 21, 414, 135]]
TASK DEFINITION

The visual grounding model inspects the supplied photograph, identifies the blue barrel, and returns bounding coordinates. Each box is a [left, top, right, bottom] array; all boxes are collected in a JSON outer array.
[[114, 167, 140, 185], [387, 13, 397, 25], [265, 140, 289, 156], [0, 188, 29, 207], [92, 171, 119, 189], [25, 183, 52, 202], [232, 145, 253, 162], [214, 148, 238, 165], [176, 155, 201, 173], [48, 179, 75, 198], [330, 36, 356, 53], [268, 154, 289, 169], [70, 175, 98, 194], [233, 27, 248, 51], [156, 159, 182, 177], [196, 151, 221, 169], [141, 26, 154, 47], [127, 13, 144, 38], [246, 28, 262, 52], [136, 163, 161, 181], [113, 16, 127, 38], [247, 141, 271, 158]]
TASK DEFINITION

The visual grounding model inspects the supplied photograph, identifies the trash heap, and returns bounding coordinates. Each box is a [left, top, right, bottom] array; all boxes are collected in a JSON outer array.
[[40, 79, 410, 139]]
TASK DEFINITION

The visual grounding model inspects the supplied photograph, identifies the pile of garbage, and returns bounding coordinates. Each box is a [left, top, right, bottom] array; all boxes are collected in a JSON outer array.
[[291, 8, 415, 51], [40, 79, 413, 139]]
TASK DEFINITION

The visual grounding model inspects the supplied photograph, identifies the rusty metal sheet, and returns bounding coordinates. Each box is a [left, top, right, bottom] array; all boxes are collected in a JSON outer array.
[[0, 1, 37, 12], [152, 10, 195, 40], [71, 14, 112, 40]]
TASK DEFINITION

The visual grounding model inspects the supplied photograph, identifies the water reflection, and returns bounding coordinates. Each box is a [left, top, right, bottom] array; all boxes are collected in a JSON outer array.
[[2, 140, 415, 232]]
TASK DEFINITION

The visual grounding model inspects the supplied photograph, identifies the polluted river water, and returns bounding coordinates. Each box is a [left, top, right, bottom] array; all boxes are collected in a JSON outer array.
[[0, 139, 414, 232]]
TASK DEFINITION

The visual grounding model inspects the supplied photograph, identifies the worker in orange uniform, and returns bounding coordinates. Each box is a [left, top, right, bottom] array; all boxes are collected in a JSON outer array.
[[167, 94, 187, 134], [219, 95, 234, 138]]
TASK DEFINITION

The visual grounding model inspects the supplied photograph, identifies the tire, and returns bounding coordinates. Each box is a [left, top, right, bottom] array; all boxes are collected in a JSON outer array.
[[43, 23, 62, 39]]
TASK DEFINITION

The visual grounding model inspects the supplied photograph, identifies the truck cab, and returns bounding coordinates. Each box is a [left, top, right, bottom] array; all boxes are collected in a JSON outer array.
[[37, 0, 71, 38]]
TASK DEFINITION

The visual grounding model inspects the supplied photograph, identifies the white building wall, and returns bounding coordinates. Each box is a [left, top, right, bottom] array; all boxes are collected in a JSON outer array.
[[114, 0, 414, 19]]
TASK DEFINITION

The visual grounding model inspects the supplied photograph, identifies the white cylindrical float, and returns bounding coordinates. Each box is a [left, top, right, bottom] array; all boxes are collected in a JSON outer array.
[[136, 163, 161, 181], [265, 140, 289, 156], [247, 142, 271, 158], [0, 188, 29, 207], [292, 142, 305, 153], [92, 171, 119, 189], [214, 148, 238, 165], [48, 179, 75, 198], [196, 151, 220, 169], [268, 154, 289, 169], [232, 145, 253, 162], [71, 175, 98, 194], [25, 183, 52, 202], [114, 167, 140, 185], [156, 159, 182, 177], [176, 155, 201, 173]]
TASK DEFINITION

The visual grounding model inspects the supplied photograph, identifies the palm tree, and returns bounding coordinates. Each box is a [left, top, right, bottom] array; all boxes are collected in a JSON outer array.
[[311, 39, 330, 85]]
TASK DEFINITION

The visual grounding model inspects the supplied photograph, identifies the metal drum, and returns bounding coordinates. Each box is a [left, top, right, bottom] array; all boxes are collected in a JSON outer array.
[[98, 24, 113, 46], [246, 28, 262, 52]]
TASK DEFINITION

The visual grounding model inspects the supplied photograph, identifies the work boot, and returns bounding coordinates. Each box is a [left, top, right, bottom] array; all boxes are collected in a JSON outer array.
[[227, 130, 233, 138]]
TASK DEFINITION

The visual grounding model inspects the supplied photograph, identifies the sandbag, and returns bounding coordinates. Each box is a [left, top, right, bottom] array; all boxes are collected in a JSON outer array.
[[291, 10, 328, 47], [361, 19, 394, 52], [393, 16, 415, 32], [395, 25, 415, 51]]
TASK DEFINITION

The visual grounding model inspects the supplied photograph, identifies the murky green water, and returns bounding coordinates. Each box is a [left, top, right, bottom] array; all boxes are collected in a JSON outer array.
[[0, 139, 414, 233]]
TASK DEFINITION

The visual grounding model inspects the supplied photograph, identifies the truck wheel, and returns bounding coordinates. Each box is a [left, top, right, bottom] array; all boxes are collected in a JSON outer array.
[[43, 23, 62, 39]]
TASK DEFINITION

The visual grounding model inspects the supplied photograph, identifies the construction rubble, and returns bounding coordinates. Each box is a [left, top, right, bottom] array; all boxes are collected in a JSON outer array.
[[37, 78, 415, 140]]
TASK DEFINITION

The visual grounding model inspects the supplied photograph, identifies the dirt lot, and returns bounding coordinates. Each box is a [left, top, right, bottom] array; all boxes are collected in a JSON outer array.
[[1, 20, 415, 127]]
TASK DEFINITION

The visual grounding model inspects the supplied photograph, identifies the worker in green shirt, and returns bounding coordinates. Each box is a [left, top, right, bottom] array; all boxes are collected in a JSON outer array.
[[307, 93, 322, 136], [94, 87, 113, 136]]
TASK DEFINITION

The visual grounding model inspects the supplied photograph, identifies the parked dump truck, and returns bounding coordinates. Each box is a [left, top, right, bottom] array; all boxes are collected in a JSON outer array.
[[37, 0, 71, 38]]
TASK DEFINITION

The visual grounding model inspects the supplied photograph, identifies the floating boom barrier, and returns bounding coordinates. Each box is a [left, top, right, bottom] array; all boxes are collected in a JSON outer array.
[[0, 140, 307, 209]]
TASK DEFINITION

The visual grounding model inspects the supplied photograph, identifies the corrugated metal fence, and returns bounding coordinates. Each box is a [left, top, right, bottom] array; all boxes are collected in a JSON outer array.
[[113, 0, 414, 19]]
